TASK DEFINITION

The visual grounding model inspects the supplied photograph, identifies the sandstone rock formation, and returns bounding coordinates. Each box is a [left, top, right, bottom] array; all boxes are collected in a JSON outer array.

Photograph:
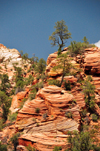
[[84, 47, 100, 74], [0, 44, 21, 64], [10, 88, 29, 113], [16, 86, 80, 150]]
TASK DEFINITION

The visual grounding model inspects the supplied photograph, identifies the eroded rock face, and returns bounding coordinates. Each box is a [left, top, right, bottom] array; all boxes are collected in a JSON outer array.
[[16, 86, 80, 150], [0, 44, 21, 63], [10, 89, 29, 113], [46, 49, 70, 77], [46, 52, 57, 66], [84, 47, 100, 74]]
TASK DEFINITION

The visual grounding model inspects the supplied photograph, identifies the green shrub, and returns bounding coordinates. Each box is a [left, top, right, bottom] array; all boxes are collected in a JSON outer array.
[[9, 112, 18, 122], [67, 131, 93, 151], [27, 68, 32, 73], [16, 80, 25, 88], [26, 144, 36, 151], [48, 79, 61, 87], [64, 80, 71, 90], [0, 119, 7, 130], [25, 75, 34, 86], [0, 142, 7, 151], [10, 132, 20, 151], [36, 74, 41, 80], [41, 74, 47, 81], [19, 98, 27, 109], [82, 76, 95, 111], [68, 40, 90, 57], [92, 114, 98, 122], [65, 111, 73, 118], [53, 146, 62, 151], [35, 108, 40, 113], [81, 109, 87, 117], [36, 82, 44, 89], [34, 58, 46, 74], [0, 73, 10, 93], [0, 91, 11, 121], [29, 92, 36, 100]]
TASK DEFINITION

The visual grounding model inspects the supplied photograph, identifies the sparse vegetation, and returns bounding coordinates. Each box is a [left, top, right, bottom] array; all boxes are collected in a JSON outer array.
[[48, 79, 61, 87], [10, 132, 20, 151], [82, 76, 96, 110], [35, 108, 40, 113], [0, 91, 11, 121], [65, 111, 73, 118], [53, 146, 62, 151], [63, 80, 71, 90], [92, 114, 98, 122], [26, 144, 36, 151], [9, 112, 18, 122], [0, 142, 7, 151]]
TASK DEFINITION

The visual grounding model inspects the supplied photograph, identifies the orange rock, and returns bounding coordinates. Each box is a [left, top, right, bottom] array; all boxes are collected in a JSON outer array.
[[46, 53, 57, 65], [16, 86, 80, 150], [84, 50, 100, 74], [10, 90, 29, 113], [0, 43, 6, 48], [57, 76, 77, 84]]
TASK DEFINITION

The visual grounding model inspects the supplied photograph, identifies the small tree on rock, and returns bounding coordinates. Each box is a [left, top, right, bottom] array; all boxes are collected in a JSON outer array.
[[82, 76, 95, 111], [49, 20, 71, 55], [53, 53, 72, 85]]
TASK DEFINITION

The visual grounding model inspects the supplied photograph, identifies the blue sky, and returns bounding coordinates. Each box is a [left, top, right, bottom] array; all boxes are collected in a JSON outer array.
[[0, 0, 100, 60]]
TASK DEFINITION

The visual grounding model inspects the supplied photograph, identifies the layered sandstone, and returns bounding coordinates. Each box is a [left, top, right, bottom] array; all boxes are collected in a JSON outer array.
[[16, 86, 80, 150], [84, 47, 100, 74]]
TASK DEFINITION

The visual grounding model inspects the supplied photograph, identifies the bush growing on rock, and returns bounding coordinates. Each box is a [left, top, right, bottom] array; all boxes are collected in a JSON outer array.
[[0, 73, 10, 93], [66, 131, 92, 151], [53, 146, 62, 151], [0, 142, 7, 151], [0, 91, 11, 121], [81, 109, 87, 117], [48, 79, 61, 87], [82, 76, 96, 111], [29, 92, 36, 100], [65, 111, 73, 118], [53, 53, 72, 85], [35, 108, 40, 113], [34, 58, 46, 74], [9, 112, 18, 122], [25, 74, 34, 86], [15, 67, 24, 86], [63, 80, 71, 90], [10, 132, 20, 151], [26, 144, 36, 151], [92, 114, 98, 122]]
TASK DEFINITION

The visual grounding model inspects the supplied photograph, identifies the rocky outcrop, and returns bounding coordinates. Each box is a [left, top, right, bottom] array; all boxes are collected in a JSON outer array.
[[16, 86, 80, 150], [46, 48, 68, 66], [46, 49, 81, 77], [10, 88, 29, 113], [0, 44, 21, 63], [46, 52, 57, 66], [84, 47, 100, 74]]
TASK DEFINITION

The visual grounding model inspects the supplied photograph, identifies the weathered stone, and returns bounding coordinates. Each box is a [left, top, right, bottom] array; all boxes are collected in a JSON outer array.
[[16, 86, 80, 150]]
